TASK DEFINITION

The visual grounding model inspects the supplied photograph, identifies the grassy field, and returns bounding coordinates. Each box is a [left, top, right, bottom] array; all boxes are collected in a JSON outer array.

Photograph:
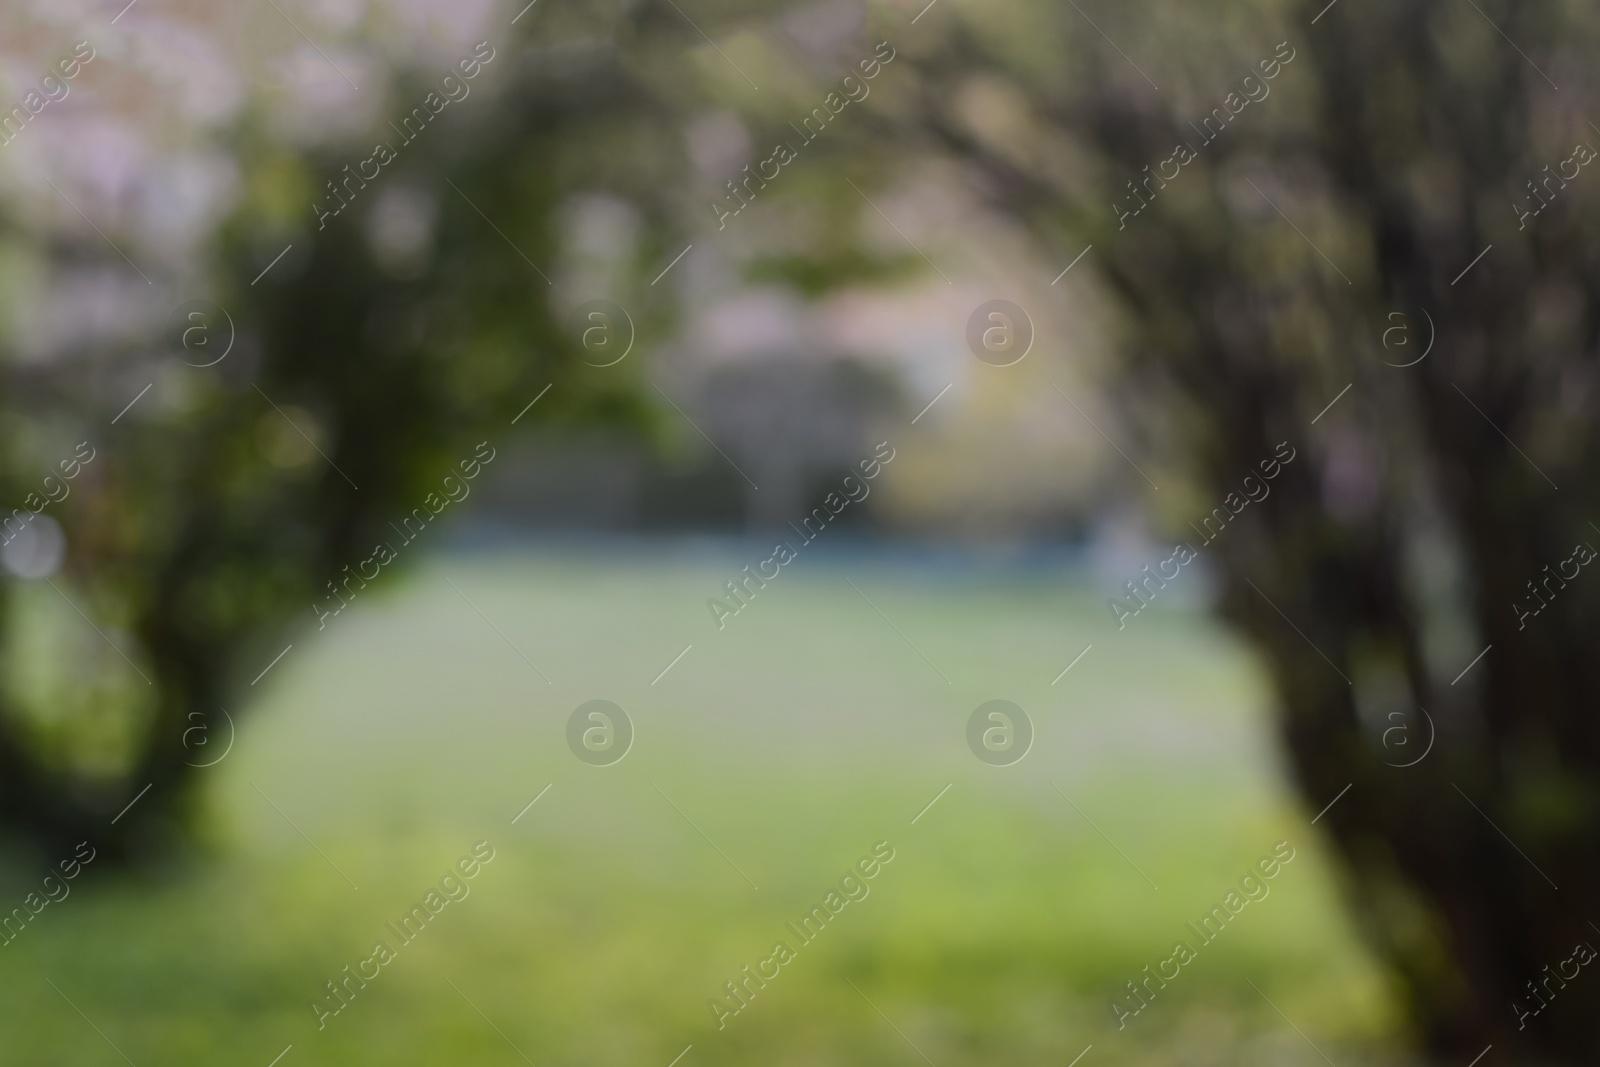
[[0, 544, 1405, 1066]]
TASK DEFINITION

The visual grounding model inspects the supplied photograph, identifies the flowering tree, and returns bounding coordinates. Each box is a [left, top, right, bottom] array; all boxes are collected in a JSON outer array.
[[0, 1, 668, 857]]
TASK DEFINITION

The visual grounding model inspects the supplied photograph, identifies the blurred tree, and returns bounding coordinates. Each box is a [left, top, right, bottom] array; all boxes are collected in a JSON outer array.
[[4, 0, 1597, 1059], [0, 10, 683, 861], [872, 0, 1600, 1060]]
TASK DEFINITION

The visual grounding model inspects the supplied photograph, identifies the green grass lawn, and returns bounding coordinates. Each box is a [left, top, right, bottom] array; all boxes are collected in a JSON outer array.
[[0, 546, 1404, 1066]]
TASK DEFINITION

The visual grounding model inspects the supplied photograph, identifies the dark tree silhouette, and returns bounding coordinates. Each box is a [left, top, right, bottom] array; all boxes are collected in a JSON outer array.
[[882, 0, 1600, 1059]]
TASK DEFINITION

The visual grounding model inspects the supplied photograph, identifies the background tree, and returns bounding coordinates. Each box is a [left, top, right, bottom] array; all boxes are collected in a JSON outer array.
[[859, 0, 1600, 1060]]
